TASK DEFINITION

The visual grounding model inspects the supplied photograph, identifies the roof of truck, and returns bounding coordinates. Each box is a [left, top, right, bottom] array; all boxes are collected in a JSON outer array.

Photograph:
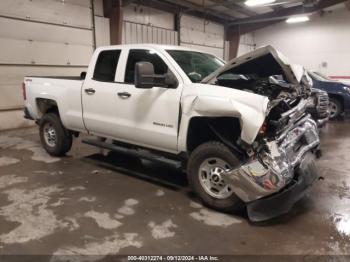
[[97, 44, 200, 52]]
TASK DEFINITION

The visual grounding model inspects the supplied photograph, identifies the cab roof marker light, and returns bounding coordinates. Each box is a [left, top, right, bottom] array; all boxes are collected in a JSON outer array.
[[286, 16, 310, 24], [245, 0, 275, 7]]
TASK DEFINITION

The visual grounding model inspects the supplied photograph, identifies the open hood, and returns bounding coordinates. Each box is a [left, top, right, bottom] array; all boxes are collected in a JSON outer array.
[[202, 45, 300, 85]]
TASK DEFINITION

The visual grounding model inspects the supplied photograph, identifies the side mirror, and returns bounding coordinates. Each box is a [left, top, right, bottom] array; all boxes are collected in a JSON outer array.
[[80, 71, 87, 80], [135, 62, 155, 89], [135, 62, 178, 89]]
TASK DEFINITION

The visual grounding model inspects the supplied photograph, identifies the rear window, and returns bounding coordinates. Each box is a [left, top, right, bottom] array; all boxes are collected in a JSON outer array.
[[93, 50, 121, 82]]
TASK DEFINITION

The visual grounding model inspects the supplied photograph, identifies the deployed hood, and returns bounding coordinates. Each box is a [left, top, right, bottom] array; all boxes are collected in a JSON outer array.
[[202, 45, 300, 85]]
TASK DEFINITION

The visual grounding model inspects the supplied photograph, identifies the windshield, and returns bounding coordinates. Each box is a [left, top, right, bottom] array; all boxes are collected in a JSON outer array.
[[167, 50, 224, 83], [309, 71, 333, 82]]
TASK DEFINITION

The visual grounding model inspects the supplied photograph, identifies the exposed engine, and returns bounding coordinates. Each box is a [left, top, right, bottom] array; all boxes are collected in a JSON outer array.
[[216, 71, 312, 98], [216, 74, 299, 100], [214, 67, 314, 140]]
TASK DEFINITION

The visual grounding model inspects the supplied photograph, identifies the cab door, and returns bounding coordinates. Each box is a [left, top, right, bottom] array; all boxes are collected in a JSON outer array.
[[82, 49, 124, 138], [111, 48, 183, 153]]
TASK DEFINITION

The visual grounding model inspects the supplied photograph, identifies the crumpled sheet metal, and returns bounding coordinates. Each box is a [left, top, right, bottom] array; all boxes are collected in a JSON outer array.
[[222, 117, 320, 203], [182, 91, 269, 144]]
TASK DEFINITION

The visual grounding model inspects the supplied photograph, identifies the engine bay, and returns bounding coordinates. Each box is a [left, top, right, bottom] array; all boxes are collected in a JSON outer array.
[[215, 73, 300, 100]]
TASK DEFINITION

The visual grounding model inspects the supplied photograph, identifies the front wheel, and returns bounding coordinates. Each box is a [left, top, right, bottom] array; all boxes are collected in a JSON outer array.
[[328, 98, 342, 119], [187, 141, 243, 212], [39, 113, 73, 156]]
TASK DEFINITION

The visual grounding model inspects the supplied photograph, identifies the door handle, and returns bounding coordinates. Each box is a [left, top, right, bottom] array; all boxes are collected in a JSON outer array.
[[117, 92, 131, 98], [84, 88, 96, 95]]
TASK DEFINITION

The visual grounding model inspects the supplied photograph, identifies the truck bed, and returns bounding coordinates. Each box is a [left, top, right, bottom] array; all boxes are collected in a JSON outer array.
[[24, 75, 85, 132]]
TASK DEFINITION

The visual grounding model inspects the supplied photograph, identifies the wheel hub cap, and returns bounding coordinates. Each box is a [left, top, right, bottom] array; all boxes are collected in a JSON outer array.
[[43, 123, 57, 147], [329, 101, 338, 118], [199, 158, 233, 199]]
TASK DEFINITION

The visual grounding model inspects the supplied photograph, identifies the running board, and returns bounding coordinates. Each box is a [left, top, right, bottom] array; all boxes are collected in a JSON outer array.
[[82, 138, 182, 169]]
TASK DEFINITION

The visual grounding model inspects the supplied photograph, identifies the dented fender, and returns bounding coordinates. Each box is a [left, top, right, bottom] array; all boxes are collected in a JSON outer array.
[[178, 84, 270, 151]]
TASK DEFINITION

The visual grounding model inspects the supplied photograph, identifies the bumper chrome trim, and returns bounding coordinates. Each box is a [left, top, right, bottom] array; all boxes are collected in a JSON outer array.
[[222, 116, 320, 203], [246, 152, 318, 222]]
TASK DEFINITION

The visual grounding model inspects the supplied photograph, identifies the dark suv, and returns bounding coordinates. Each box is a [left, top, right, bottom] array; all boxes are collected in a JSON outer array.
[[308, 71, 350, 119]]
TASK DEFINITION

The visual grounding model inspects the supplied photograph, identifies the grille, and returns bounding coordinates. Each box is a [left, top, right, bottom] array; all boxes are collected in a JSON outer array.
[[316, 91, 329, 117]]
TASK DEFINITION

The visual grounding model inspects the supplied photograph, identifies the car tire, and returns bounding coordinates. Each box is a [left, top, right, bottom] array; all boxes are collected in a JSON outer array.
[[187, 141, 244, 212], [39, 113, 73, 156], [328, 98, 342, 119]]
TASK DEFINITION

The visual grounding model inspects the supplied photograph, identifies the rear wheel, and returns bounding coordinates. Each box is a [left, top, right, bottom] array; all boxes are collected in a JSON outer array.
[[328, 98, 342, 119], [39, 113, 72, 156], [187, 141, 243, 212]]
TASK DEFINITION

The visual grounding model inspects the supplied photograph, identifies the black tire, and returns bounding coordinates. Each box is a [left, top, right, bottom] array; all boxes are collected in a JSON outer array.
[[187, 141, 244, 212], [328, 98, 342, 119], [39, 113, 73, 156]]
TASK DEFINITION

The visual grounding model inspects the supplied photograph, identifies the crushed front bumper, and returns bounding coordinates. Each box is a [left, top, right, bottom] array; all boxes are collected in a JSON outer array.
[[247, 152, 317, 222], [222, 115, 320, 221]]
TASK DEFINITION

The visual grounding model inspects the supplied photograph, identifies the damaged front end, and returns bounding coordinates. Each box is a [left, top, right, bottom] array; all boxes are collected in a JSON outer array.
[[202, 46, 320, 221], [223, 113, 319, 221], [224, 97, 320, 222]]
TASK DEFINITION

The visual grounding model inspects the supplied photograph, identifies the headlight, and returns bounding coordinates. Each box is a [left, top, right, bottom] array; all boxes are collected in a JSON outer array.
[[343, 86, 350, 94]]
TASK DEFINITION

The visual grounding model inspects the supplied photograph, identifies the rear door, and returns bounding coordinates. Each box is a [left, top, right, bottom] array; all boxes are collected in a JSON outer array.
[[82, 49, 123, 137]]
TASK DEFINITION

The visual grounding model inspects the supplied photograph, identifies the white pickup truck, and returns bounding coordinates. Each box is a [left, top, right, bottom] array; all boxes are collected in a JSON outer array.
[[23, 44, 320, 221]]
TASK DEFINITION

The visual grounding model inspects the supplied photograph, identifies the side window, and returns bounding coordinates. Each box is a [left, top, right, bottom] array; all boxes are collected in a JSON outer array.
[[93, 50, 121, 82], [124, 49, 168, 84]]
